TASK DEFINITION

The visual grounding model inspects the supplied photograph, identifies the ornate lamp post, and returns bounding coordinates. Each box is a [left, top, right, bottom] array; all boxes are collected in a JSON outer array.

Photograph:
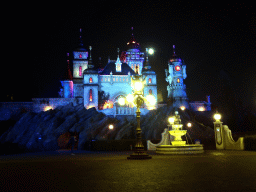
[[126, 75, 152, 160]]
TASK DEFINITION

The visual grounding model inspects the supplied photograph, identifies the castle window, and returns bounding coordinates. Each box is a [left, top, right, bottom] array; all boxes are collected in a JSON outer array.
[[79, 66, 82, 76], [177, 78, 180, 83], [149, 78, 152, 84], [116, 63, 121, 72], [79, 54, 82, 58], [89, 77, 93, 83], [149, 89, 153, 95], [89, 89, 92, 102]]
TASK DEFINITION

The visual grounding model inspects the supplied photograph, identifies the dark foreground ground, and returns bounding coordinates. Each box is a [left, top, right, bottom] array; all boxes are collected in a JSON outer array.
[[1, 150, 256, 192]]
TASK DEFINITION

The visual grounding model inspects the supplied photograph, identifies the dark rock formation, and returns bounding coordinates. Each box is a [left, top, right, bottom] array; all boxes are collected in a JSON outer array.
[[0, 103, 216, 153]]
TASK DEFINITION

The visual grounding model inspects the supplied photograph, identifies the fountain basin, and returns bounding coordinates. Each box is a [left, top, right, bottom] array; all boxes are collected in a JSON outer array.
[[171, 140, 187, 146], [156, 144, 204, 154]]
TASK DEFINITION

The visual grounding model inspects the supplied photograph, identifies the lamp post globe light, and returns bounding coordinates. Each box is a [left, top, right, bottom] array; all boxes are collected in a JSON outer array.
[[148, 48, 154, 55], [109, 124, 114, 130], [214, 113, 221, 122]]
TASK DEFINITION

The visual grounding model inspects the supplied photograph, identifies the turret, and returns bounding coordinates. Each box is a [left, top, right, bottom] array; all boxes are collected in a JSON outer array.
[[166, 45, 188, 108], [73, 28, 89, 79], [125, 27, 144, 75], [83, 46, 99, 109]]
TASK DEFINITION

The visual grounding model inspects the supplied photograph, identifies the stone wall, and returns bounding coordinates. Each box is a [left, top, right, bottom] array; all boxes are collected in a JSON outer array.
[[32, 98, 83, 113]]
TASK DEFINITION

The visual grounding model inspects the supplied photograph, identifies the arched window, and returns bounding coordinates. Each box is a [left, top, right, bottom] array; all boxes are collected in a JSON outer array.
[[89, 89, 92, 102], [148, 78, 152, 84], [177, 78, 180, 83], [79, 66, 82, 76], [89, 77, 93, 83], [149, 89, 152, 95]]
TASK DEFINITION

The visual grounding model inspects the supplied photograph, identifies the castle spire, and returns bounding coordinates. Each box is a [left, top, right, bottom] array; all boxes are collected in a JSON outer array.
[[173, 45, 176, 56], [127, 27, 140, 50], [78, 28, 84, 48], [170, 45, 182, 62], [115, 48, 122, 72], [117, 48, 120, 58], [88, 46, 94, 68]]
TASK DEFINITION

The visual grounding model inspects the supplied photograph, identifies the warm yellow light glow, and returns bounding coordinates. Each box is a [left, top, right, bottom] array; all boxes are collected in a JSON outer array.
[[198, 107, 205, 111], [168, 117, 175, 125], [118, 97, 126, 106], [146, 95, 156, 105], [134, 81, 143, 92], [109, 124, 114, 130], [180, 106, 186, 111], [87, 104, 95, 109], [187, 122, 192, 127], [148, 48, 154, 55], [214, 113, 221, 121], [126, 94, 134, 103], [103, 101, 113, 109], [44, 106, 53, 111]]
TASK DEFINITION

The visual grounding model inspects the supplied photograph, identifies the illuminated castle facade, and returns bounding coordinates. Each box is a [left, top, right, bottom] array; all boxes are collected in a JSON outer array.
[[31, 29, 211, 114], [59, 29, 157, 115]]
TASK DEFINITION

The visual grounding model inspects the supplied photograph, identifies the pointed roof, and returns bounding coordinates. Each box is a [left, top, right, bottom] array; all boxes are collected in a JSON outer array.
[[75, 28, 87, 52], [170, 45, 182, 62], [100, 61, 136, 75], [84, 46, 98, 74], [127, 27, 140, 50]]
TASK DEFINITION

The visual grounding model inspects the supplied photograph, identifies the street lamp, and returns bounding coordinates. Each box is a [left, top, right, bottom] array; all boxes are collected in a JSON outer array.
[[118, 97, 126, 106], [148, 48, 154, 55], [127, 75, 152, 160], [168, 116, 175, 125], [109, 124, 114, 130], [213, 111, 223, 149], [187, 122, 192, 128], [214, 112, 221, 122]]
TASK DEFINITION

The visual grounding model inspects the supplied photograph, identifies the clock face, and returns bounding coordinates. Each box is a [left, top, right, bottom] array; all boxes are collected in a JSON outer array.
[[175, 65, 181, 71]]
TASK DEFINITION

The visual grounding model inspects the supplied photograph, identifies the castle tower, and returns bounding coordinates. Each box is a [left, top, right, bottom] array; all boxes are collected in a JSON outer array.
[[83, 46, 99, 109], [125, 28, 145, 75], [73, 28, 89, 79], [165, 45, 188, 108], [142, 48, 157, 109], [73, 28, 89, 98]]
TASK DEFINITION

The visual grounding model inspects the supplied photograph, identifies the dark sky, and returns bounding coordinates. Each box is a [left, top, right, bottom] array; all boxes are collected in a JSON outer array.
[[2, 1, 255, 116]]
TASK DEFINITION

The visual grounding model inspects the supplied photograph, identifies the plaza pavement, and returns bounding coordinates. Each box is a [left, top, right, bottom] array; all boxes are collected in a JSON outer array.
[[1, 150, 256, 192]]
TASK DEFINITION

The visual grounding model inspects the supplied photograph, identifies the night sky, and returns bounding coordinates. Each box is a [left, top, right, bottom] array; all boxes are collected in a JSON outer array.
[[2, 1, 255, 127]]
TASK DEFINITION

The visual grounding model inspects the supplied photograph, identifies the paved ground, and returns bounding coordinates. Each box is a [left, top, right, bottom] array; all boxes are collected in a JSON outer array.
[[1, 150, 256, 192]]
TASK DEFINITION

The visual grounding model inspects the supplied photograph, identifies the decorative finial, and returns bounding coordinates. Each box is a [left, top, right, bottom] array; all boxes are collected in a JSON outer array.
[[89, 46, 92, 60], [79, 28, 83, 47], [173, 45, 176, 55], [131, 27, 134, 35]]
